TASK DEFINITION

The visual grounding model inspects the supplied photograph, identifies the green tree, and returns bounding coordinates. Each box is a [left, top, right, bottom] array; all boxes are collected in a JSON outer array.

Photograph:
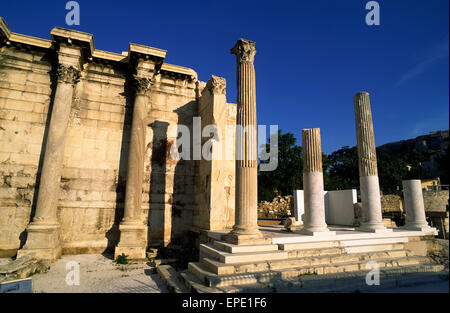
[[326, 146, 359, 190], [258, 130, 303, 201], [377, 152, 408, 194]]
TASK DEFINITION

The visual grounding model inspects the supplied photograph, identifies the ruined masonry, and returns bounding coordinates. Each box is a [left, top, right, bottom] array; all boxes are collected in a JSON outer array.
[[0, 18, 444, 293], [0, 18, 236, 259]]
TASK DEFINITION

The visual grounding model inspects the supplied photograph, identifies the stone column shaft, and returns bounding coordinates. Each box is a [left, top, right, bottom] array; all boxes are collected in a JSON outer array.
[[115, 76, 151, 260], [402, 180, 435, 233], [34, 78, 78, 223], [354, 92, 389, 233], [123, 82, 148, 222], [226, 38, 263, 245], [17, 64, 80, 260], [301, 129, 333, 236]]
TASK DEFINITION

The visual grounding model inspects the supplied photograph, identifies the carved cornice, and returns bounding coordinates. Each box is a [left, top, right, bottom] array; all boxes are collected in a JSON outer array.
[[56, 65, 81, 85], [1, 17, 200, 83], [206, 75, 226, 95], [230, 38, 256, 64], [133, 75, 152, 95]]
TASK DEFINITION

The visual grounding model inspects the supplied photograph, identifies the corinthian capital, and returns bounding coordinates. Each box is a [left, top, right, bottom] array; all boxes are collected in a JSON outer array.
[[134, 75, 152, 95], [206, 75, 226, 95], [230, 38, 256, 63], [56, 65, 81, 85]]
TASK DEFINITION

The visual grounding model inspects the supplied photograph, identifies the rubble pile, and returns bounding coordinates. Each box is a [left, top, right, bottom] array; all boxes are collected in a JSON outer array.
[[258, 195, 293, 219]]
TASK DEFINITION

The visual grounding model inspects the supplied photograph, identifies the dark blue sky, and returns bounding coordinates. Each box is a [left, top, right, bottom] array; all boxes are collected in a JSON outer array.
[[1, 0, 448, 153]]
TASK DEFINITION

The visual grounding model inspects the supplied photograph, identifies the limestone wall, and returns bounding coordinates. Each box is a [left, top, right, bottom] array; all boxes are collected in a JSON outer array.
[[0, 46, 52, 256], [0, 42, 211, 256], [381, 195, 403, 214], [423, 190, 449, 212], [193, 77, 236, 232]]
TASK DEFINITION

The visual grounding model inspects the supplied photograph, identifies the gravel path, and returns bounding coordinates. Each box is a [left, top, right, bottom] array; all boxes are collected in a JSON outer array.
[[30, 254, 168, 293]]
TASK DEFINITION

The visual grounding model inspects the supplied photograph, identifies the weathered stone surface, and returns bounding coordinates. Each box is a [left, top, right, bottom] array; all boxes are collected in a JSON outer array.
[[402, 180, 436, 233], [193, 75, 235, 232], [0, 21, 225, 259], [381, 194, 403, 213], [258, 195, 293, 219], [283, 217, 296, 232], [354, 92, 388, 233], [423, 190, 449, 212], [226, 38, 262, 244], [0, 252, 50, 283], [301, 128, 332, 235]]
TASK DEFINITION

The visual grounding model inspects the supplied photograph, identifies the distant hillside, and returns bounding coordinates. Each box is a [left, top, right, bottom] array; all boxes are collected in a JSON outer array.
[[377, 130, 449, 180], [377, 130, 449, 154]]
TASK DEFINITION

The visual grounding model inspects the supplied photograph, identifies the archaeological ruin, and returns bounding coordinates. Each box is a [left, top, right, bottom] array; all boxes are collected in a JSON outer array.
[[0, 18, 447, 292], [0, 18, 236, 261]]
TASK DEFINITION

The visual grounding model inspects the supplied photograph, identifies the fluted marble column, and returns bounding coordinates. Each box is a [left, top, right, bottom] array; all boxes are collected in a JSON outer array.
[[354, 92, 390, 233], [301, 129, 334, 236], [115, 75, 151, 260], [226, 38, 263, 245], [402, 180, 436, 233], [17, 65, 81, 260]]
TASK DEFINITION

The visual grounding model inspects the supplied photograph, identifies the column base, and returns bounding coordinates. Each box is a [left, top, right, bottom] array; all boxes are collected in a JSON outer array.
[[300, 228, 336, 237], [358, 223, 392, 233], [16, 222, 61, 262], [402, 225, 438, 235], [115, 222, 147, 260], [225, 229, 267, 245]]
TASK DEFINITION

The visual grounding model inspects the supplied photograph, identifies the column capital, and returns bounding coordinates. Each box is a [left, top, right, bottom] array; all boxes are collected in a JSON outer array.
[[133, 75, 152, 96], [206, 75, 226, 95], [56, 64, 81, 85], [230, 38, 256, 64]]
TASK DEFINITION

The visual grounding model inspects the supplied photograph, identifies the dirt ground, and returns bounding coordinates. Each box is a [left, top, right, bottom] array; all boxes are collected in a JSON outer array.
[[29, 254, 168, 293]]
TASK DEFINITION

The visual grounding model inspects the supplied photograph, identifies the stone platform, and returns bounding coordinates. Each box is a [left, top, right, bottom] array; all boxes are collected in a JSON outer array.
[[182, 225, 445, 292]]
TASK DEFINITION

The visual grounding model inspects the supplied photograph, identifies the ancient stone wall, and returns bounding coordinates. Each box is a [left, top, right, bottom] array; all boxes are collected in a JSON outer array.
[[0, 46, 53, 256], [0, 24, 233, 257], [193, 76, 236, 232], [381, 195, 403, 214], [423, 190, 449, 212]]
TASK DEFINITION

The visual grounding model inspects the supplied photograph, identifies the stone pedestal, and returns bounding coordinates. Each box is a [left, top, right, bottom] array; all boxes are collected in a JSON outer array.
[[115, 222, 147, 259], [353, 92, 390, 233], [226, 38, 263, 245], [16, 223, 61, 261], [18, 64, 80, 261], [402, 180, 436, 233], [300, 129, 334, 236]]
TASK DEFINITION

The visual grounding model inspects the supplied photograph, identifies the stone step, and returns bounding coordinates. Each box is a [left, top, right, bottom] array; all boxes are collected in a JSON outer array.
[[216, 266, 448, 293], [279, 241, 341, 251], [340, 237, 409, 247], [344, 243, 406, 254], [199, 244, 289, 264], [201, 249, 409, 275], [213, 241, 279, 253], [179, 271, 221, 294], [189, 255, 433, 288], [156, 265, 188, 293], [279, 237, 408, 251], [270, 229, 430, 245], [286, 243, 406, 259]]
